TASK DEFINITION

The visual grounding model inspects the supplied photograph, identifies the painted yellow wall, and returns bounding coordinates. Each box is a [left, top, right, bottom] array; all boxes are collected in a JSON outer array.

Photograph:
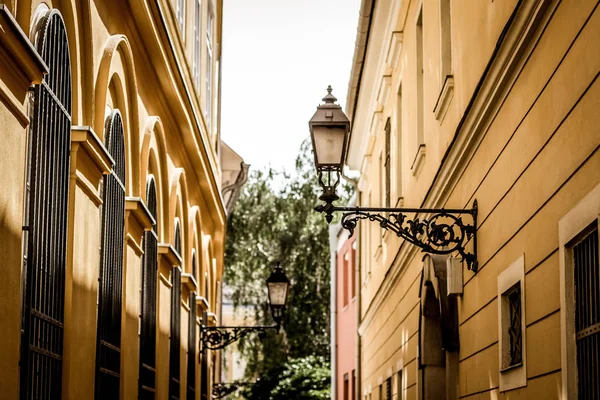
[[0, 0, 228, 398], [350, 0, 600, 398]]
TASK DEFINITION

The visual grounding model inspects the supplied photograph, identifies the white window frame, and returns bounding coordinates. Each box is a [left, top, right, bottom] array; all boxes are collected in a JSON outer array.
[[497, 254, 526, 392], [205, 4, 214, 130], [559, 182, 600, 400], [176, 0, 186, 38], [193, 0, 201, 88]]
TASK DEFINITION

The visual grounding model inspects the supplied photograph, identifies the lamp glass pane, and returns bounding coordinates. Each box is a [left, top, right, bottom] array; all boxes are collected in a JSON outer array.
[[268, 282, 288, 306], [312, 126, 346, 166]]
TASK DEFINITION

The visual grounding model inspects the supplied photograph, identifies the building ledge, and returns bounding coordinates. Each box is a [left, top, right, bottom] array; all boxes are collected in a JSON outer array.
[[0, 5, 48, 84], [181, 273, 198, 292], [126, 197, 155, 231], [72, 126, 115, 175], [411, 144, 426, 177], [433, 75, 454, 123], [158, 244, 182, 266]]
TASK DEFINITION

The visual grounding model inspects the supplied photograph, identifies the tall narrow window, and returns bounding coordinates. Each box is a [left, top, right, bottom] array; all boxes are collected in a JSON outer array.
[[193, 0, 201, 88], [413, 7, 425, 174], [176, 0, 186, 37], [343, 373, 349, 400], [350, 243, 356, 299], [439, 0, 452, 82], [169, 221, 183, 399], [342, 252, 349, 307], [385, 377, 392, 400], [20, 9, 72, 399], [352, 370, 356, 400], [205, 6, 214, 129], [187, 251, 198, 398], [139, 176, 158, 398], [573, 226, 599, 398], [384, 118, 391, 208], [396, 86, 403, 201], [95, 110, 126, 398], [397, 369, 403, 400]]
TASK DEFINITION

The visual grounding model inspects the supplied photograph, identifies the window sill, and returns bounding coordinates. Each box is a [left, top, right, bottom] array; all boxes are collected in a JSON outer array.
[[411, 144, 426, 177], [500, 362, 523, 373], [433, 75, 454, 123]]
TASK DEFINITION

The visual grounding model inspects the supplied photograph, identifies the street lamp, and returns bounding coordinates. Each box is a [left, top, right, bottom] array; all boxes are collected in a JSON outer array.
[[266, 263, 290, 328], [309, 86, 479, 271], [200, 264, 291, 350]]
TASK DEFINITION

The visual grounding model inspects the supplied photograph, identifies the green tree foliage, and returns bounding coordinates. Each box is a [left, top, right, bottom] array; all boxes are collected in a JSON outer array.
[[241, 356, 331, 400], [224, 139, 351, 391]]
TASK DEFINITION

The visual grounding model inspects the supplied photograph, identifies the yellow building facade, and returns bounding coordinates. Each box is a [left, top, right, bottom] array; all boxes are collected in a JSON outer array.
[[0, 0, 234, 398], [346, 0, 600, 399]]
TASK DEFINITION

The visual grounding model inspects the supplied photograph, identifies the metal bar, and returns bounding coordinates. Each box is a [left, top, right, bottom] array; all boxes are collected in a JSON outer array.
[[332, 206, 476, 214]]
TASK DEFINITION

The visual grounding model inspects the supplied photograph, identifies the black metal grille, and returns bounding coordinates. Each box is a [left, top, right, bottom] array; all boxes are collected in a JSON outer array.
[[187, 290, 197, 399], [386, 377, 392, 400], [384, 118, 391, 208], [139, 176, 158, 398], [20, 9, 71, 400], [200, 346, 208, 400], [95, 110, 126, 399], [170, 221, 182, 399], [506, 283, 522, 366], [574, 226, 599, 400]]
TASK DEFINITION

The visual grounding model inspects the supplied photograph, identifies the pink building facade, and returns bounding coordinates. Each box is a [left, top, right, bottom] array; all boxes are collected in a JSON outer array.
[[333, 229, 357, 400]]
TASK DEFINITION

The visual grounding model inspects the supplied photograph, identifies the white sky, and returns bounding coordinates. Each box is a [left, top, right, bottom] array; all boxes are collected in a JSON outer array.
[[221, 0, 362, 174]]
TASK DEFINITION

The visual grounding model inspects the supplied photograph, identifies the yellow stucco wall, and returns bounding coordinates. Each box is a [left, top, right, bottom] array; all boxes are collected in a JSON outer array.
[[350, 0, 600, 399], [0, 0, 227, 398]]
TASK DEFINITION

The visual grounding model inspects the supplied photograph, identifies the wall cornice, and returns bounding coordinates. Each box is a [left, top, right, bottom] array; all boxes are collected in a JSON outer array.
[[0, 5, 48, 127], [0, 5, 47, 85]]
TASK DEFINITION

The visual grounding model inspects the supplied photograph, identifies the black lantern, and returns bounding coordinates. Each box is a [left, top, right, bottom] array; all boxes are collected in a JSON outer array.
[[308, 86, 351, 215], [200, 265, 291, 350], [266, 264, 290, 328], [309, 86, 480, 272]]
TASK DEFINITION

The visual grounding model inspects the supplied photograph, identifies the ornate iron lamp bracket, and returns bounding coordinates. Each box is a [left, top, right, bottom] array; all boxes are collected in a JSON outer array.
[[316, 200, 479, 272], [200, 325, 279, 351]]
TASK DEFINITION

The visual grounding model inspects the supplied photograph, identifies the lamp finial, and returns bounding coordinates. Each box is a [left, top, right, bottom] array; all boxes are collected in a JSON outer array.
[[322, 85, 337, 104]]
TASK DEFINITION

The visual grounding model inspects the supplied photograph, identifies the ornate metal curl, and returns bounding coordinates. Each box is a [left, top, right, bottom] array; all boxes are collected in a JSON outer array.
[[317, 201, 479, 271], [201, 325, 277, 351], [212, 381, 253, 399]]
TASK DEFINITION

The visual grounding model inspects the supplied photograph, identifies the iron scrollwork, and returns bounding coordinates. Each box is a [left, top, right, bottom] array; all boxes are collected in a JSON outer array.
[[212, 381, 253, 399], [316, 200, 478, 271], [201, 325, 277, 351]]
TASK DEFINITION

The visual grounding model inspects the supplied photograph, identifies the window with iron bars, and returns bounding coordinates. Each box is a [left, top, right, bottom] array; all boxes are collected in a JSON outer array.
[[187, 252, 198, 399], [20, 8, 72, 399], [505, 283, 522, 367], [169, 221, 183, 399], [573, 225, 599, 399], [95, 110, 126, 399], [139, 176, 158, 398]]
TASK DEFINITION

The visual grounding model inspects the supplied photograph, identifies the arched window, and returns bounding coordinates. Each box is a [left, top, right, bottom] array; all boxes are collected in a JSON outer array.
[[169, 220, 182, 398], [139, 175, 158, 398], [95, 110, 126, 398], [187, 250, 198, 398], [20, 9, 72, 399]]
